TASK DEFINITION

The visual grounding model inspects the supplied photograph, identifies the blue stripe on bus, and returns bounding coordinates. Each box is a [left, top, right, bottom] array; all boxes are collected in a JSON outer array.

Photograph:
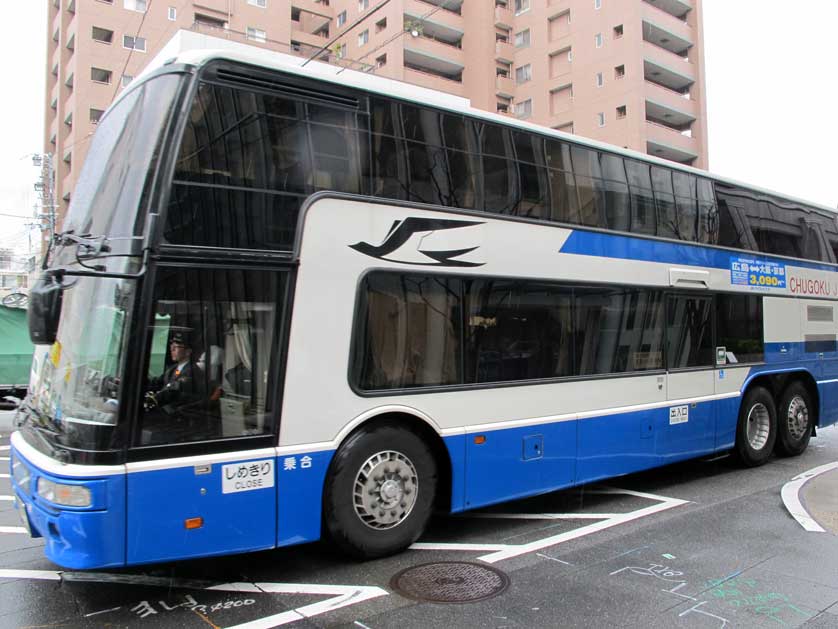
[[559, 231, 838, 273]]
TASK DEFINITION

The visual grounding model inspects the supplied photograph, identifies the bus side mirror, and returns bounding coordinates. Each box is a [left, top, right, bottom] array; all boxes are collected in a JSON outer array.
[[28, 274, 64, 345]]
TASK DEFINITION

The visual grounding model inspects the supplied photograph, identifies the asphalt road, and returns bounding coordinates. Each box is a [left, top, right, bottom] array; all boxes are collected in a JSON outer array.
[[2, 415, 838, 628]]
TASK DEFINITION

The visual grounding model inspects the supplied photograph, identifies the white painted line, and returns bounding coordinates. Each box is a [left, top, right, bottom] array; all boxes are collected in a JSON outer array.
[[0, 456, 9, 461], [0, 526, 27, 534], [0, 570, 388, 628], [0, 446, 9, 452], [461, 513, 618, 521], [0, 496, 14, 501], [411, 542, 509, 552], [0, 569, 60, 580], [781, 461, 838, 532], [479, 495, 689, 563], [0, 474, 9, 478]]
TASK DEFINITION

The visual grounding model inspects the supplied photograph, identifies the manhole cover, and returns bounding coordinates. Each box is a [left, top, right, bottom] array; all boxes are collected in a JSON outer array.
[[390, 561, 509, 603]]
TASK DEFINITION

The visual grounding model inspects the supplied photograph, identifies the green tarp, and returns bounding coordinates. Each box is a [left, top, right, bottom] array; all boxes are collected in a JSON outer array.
[[0, 305, 33, 387]]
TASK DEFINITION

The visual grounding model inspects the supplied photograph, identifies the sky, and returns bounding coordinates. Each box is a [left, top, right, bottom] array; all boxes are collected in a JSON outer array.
[[0, 1, 836, 263]]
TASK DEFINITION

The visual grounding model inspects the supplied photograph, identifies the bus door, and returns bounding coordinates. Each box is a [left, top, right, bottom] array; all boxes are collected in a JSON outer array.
[[662, 294, 716, 460], [125, 266, 289, 565]]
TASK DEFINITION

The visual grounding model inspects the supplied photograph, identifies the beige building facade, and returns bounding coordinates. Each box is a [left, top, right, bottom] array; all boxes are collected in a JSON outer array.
[[45, 0, 707, 227]]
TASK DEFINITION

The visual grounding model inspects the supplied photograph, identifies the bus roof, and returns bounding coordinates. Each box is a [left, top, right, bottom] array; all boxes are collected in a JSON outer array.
[[142, 30, 836, 217]]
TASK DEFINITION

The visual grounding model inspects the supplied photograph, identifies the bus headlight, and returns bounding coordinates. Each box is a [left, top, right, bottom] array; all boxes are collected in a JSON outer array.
[[37, 478, 92, 507], [11, 455, 31, 495]]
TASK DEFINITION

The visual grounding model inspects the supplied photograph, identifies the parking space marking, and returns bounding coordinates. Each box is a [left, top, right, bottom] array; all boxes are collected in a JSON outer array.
[[410, 488, 689, 564], [0, 569, 388, 628], [781, 461, 838, 532]]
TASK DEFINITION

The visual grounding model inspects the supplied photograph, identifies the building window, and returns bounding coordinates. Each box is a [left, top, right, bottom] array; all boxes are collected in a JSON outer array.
[[167, 6, 176, 20], [337, 10, 346, 26], [613, 24, 623, 38], [123, 0, 146, 12], [568, 49, 573, 62], [91, 26, 113, 43], [514, 29, 530, 48], [597, 112, 605, 127], [90, 67, 112, 83], [246, 27, 267, 42], [595, 0, 601, 8], [89, 108, 104, 124], [515, 63, 532, 84], [376, 17, 387, 32], [358, 29, 369, 46], [595, 72, 603, 87], [514, 0, 530, 15], [375, 53, 387, 68], [359, 0, 369, 11], [615, 64, 625, 79], [247, 0, 267, 6], [122, 35, 146, 51], [514, 99, 532, 118], [121, 74, 133, 86], [497, 102, 509, 113], [336, 43, 347, 58], [616, 105, 627, 119], [595, 33, 603, 48]]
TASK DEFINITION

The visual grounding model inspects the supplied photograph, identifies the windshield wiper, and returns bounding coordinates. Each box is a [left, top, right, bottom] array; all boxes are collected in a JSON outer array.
[[17, 400, 63, 436]]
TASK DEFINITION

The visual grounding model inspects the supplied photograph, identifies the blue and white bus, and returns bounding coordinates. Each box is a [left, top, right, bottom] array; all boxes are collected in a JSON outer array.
[[11, 44, 838, 569]]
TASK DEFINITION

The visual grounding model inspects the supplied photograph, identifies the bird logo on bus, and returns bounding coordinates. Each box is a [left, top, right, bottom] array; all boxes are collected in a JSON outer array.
[[349, 217, 485, 267]]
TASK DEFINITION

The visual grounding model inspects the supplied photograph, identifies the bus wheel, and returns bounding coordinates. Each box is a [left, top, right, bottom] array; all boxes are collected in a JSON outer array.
[[734, 386, 776, 467], [775, 382, 813, 457], [324, 422, 437, 559]]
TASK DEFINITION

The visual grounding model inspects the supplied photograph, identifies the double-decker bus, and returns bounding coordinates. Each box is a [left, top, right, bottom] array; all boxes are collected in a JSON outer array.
[[11, 44, 838, 569]]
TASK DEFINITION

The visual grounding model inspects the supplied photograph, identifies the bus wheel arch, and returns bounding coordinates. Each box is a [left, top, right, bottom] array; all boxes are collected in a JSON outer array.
[[322, 412, 451, 558]]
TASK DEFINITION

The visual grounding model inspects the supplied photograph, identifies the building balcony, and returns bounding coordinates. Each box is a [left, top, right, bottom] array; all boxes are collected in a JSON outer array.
[[291, 0, 333, 19], [403, 66, 465, 97], [406, 0, 463, 29], [495, 74, 514, 98], [51, 9, 61, 40], [643, 0, 691, 21], [495, 5, 513, 28], [642, 17, 692, 57], [404, 35, 465, 68], [495, 39, 514, 63], [290, 27, 330, 48], [404, 13, 464, 48], [644, 81, 696, 120], [643, 42, 695, 91], [415, 0, 463, 15], [645, 121, 699, 164]]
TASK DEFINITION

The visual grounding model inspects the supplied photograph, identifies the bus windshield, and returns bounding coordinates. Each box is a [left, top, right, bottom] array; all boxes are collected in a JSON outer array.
[[55, 73, 182, 263]]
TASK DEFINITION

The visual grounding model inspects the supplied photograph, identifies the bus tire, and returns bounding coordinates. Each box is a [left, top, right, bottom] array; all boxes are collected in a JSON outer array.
[[775, 382, 813, 457], [734, 386, 776, 467], [323, 422, 437, 559]]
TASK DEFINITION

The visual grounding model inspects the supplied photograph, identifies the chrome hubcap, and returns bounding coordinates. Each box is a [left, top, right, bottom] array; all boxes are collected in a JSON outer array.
[[786, 395, 809, 441], [746, 402, 771, 451], [353, 450, 418, 530]]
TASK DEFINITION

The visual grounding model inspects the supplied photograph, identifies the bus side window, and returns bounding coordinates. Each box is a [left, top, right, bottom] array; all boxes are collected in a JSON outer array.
[[624, 160, 657, 236], [716, 295, 763, 363], [600, 154, 630, 232], [672, 171, 698, 243], [666, 295, 714, 369]]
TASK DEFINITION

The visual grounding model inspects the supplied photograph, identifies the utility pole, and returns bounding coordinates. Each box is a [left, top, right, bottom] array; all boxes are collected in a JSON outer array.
[[32, 153, 56, 243]]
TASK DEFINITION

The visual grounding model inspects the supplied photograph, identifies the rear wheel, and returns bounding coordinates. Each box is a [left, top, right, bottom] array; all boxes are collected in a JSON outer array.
[[323, 422, 437, 559], [775, 382, 813, 457], [734, 386, 776, 467]]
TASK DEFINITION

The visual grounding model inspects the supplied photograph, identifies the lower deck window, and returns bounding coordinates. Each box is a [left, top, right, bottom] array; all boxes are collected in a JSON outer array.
[[353, 272, 766, 391]]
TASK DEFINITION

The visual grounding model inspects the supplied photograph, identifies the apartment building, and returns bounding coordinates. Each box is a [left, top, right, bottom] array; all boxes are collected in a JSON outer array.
[[45, 0, 707, 227]]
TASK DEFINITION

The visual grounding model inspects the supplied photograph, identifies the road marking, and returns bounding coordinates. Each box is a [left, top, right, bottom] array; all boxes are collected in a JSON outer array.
[[0, 446, 10, 451], [0, 456, 9, 461], [0, 474, 9, 478], [781, 461, 838, 532], [0, 526, 27, 534], [0, 495, 14, 501], [0, 569, 388, 628], [410, 488, 689, 564]]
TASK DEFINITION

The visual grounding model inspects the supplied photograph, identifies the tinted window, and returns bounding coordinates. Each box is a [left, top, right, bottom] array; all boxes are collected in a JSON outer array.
[[169, 81, 365, 250], [652, 167, 678, 240], [354, 274, 462, 390], [625, 161, 657, 235], [601, 155, 630, 231], [138, 267, 287, 446], [697, 178, 718, 244], [667, 295, 713, 369], [575, 288, 665, 375], [672, 172, 698, 243], [466, 280, 573, 382], [716, 294, 763, 363]]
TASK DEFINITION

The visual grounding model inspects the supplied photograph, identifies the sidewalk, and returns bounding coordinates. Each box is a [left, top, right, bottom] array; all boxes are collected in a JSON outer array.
[[801, 467, 838, 534]]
